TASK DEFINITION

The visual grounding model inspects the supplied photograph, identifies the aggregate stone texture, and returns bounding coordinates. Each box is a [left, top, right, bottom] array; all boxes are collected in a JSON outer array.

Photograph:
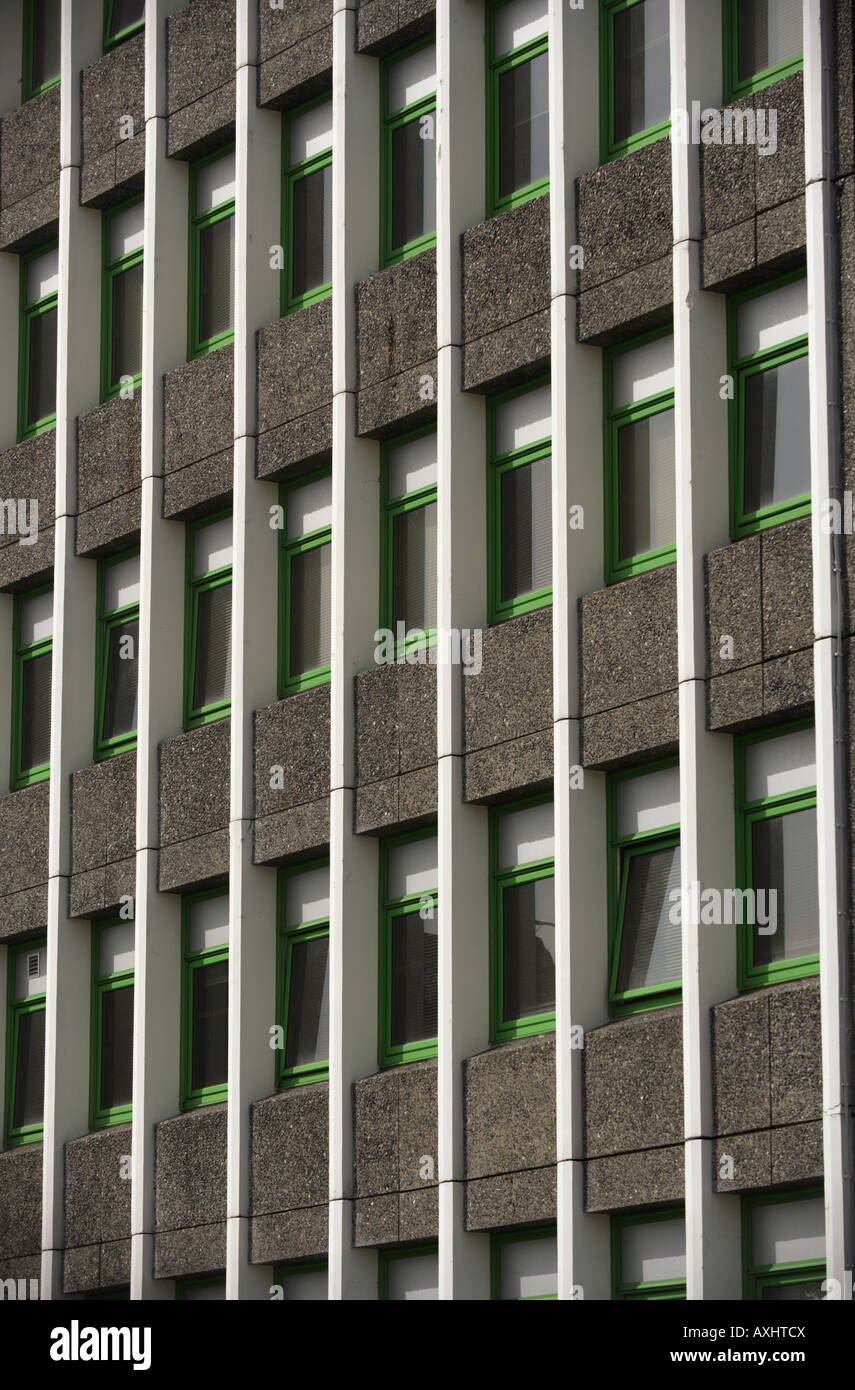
[[577, 256, 674, 346], [713, 1121, 823, 1194], [464, 1036, 555, 1180], [579, 565, 679, 767], [584, 1008, 683, 1157], [69, 752, 137, 918], [0, 783, 49, 940], [712, 980, 822, 1135], [76, 394, 142, 556], [162, 346, 234, 519], [461, 196, 551, 392], [154, 1104, 227, 1280], [0, 431, 56, 589], [256, 301, 332, 481], [465, 1167, 557, 1231], [249, 1086, 329, 1262], [253, 687, 330, 865], [80, 34, 146, 208], [461, 608, 553, 802], [257, 0, 333, 111], [353, 1061, 438, 1246], [63, 1125, 132, 1293], [0, 1143, 42, 1261], [158, 719, 231, 892], [354, 660, 437, 834], [0, 86, 60, 251], [585, 1145, 685, 1212], [836, 0, 855, 180], [356, 0, 435, 56], [166, 0, 236, 160], [356, 250, 437, 438]]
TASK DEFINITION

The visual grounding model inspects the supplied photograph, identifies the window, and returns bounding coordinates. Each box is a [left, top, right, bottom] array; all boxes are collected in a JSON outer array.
[[101, 198, 143, 402], [729, 271, 810, 538], [90, 920, 134, 1129], [4, 939, 46, 1147], [490, 796, 555, 1042], [491, 1227, 557, 1300], [600, 0, 671, 162], [604, 328, 676, 582], [279, 473, 331, 696], [742, 1189, 825, 1300], [735, 722, 818, 989], [188, 147, 235, 359], [608, 760, 681, 1015], [19, 244, 58, 440], [176, 1275, 226, 1300], [95, 552, 140, 761], [11, 587, 53, 791], [275, 1261, 328, 1300], [378, 1246, 439, 1300], [379, 830, 438, 1068], [282, 96, 332, 313], [23, 0, 60, 102], [180, 888, 229, 1109], [487, 0, 549, 216], [723, 0, 803, 101], [184, 512, 232, 729], [277, 862, 330, 1089], [381, 39, 436, 265], [612, 1209, 687, 1299], [488, 378, 552, 623], [104, 0, 145, 50], [380, 427, 437, 657]]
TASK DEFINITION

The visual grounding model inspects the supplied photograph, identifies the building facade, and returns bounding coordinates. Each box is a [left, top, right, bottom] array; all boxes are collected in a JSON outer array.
[[0, 0, 852, 1301]]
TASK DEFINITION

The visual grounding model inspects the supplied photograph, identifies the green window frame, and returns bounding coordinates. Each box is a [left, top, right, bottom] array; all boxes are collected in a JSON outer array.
[[486, 0, 549, 218], [608, 758, 682, 1017], [18, 242, 58, 442], [276, 860, 330, 1090], [742, 1188, 825, 1301], [600, 0, 671, 163], [278, 472, 332, 697], [490, 1225, 558, 1300], [735, 719, 818, 990], [378, 1244, 439, 1300], [723, 0, 804, 102], [379, 827, 438, 1069], [175, 1274, 226, 1300], [380, 424, 438, 658], [604, 326, 676, 583], [274, 1259, 328, 1300], [487, 376, 552, 624], [188, 145, 235, 360], [89, 919, 135, 1130], [489, 793, 555, 1044], [104, 0, 145, 51], [282, 94, 332, 314], [4, 937, 47, 1148], [94, 550, 140, 761], [728, 268, 810, 538], [101, 196, 144, 403], [180, 887, 229, 1110], [11, 585, 53, 791], [22, 0, 61, 103], [380, 37, 437, 267], [184, 510, 232, 730], [611, 1208, 687, 1300]]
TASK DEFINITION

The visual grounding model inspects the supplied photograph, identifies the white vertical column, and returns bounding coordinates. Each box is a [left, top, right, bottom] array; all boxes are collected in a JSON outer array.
[[328, 0, 380, 1301], [804, 0, 854, 1298], [226, 0, 280, 1301], [548, 0, 610, 1302], [435, 0, 490, 1302], [671, 0, 741, 1299]]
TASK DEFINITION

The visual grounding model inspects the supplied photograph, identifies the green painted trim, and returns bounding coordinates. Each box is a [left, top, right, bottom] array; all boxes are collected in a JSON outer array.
[[377, 1243, 438, 1300], [100, 195, 144, 403], [379, 826, 438, 1069], [276, 859, 330, 1089], [180, 886, 229, 1110], [380, 36, 437, 267], [22, 0, 60, 103], [4, 937, 47, 1147], [187, 144, 236, 361], [486, 0, 549, 218], [490, 1224, 557, 1300], [94, 549, 140, 762], [741, 1186, 824, 1300], [89, 917, 134, 1129], [607, 757, 682, 1017], [175, 1274, 226, 1300], [487, 375, 553, 625], [18, 242, 59, 443], [600, 0, 671, 165], [184, 509, 233, 731], [722, 0, 803, 103], [489, 792, 556, 1043], [103, 0, 145, 51], [10, 583, 53, 791], [281, 93, 333, 316], [278, 470, 332, 698], [611, 1206, 687, 1300], [379, 423, 438, 656]]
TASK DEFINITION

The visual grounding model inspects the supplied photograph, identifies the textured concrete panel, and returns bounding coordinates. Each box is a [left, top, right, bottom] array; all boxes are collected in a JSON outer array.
[[699, 96, 758, 236], [577, 256, 673, 347], [254, 688, 331, 864], [461, 197, 551, 391], [464, 1037, 555, 1180], [354, 660, 437, 834], [63, 1244, 101, 1294], [754, 74, 804, 213], [464, 1166, 556, 1232], [585, 1145, 684, 1212], [158, 721, 230, 892], [714, 1123, 823, 1194], [357, 0, 435, 55], [256, 302, 332, 481], [0, 432, 56, 590], [0, 784, 49, 940], [0, 87, 60, 251], [712, 982, 822, 1138], [706, 534, 762, 677], [76, 490, 142, 559], [250, 1207, 328, 1264], [581, 691, 680, 770], [166, 0, 236, 160], [77, 393, 141, 518], [584, 1010, 683, 1158], [353, 1062, 438, 1247], [760, 519, 812, 661], [768, 981, 822, 1126], [65, 1125, 132, 1251], [0, 1144, 43, 1260], [462, 731, 553, 804], [69, 753, 137, 918], [356, 251, 437, 437], [578, 139, 672, 290], [463, 608, 551, 751], [153, 1225, 227, 1281], [770, 1120, 824, 1186], [163, 347, 234, 520], [581, 568, 678, 717], [154, 1105, 227, 1269], [250, 1086, 329, 1215], [837, 0, 855, 180], [258, 0, 333, 110], [80, 35, 146, 207]]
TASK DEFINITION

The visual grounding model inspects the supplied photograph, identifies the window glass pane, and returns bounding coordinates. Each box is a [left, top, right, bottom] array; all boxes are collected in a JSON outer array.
[[193, 581, 232, 710], [285, 934, 330, 1069], [13, 1007, 45, 1129], [110, 260, 143, 385], [745, 727, 816, 802], [193, 517, 233, 577], [612, 335, 674, 408], [31, 0, 61, 90], [621, 1217, 686, 1283], [287, 477, 332, 541], [195, 153, 236, 213], [738, 0, 803, 82], [20, 590, 53, 646], [191, 959, 229, 1092], [281, 1268, 328, 1299], [392, 501, 437, 633], [388, 432, 438, 499], [285, 867, 330, 927], [387, 45, 436, 111], [99, 923, 135, 977], [188, 894, 230, 954], [390, 908, 438, 1047], [21, 650, 52, 771], [495, 385, 551, 456], [617, 766, 680, 837], [613, 0, 670, 143], [27, 248, 59, 304], [617, 843, 682, 992], [498, 801, 554, 869], [109, 0, 146, 38], [618, 407, 676, 559], [751, 806, 818, 966], [743, 355, 811, 513], [386, 1253, 438, 1300], [102, 617, 139, 743], [499, 1235, 557, 1299], [387, 836, 438, 900], [290, 541, 331, 675], [390, 116, 436, 251], [761, 1280, 823, 1300], [104, 556, 140, 613], [737, 278, 807, 358], [27, 305, 57, 427], [498, 50, 549, 199], [502, 876, 555, 1021], [500, 454, 552, 602], [108, 202, 145, 261], [752, 1197, 825, 1266], [494, 0, 549, 57], [100, 984, 134, 1112], [289, 101, 333, 164], [198, 214, 234, 344], [292, 163, 332, 300], [14, 946, 46, 999]]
